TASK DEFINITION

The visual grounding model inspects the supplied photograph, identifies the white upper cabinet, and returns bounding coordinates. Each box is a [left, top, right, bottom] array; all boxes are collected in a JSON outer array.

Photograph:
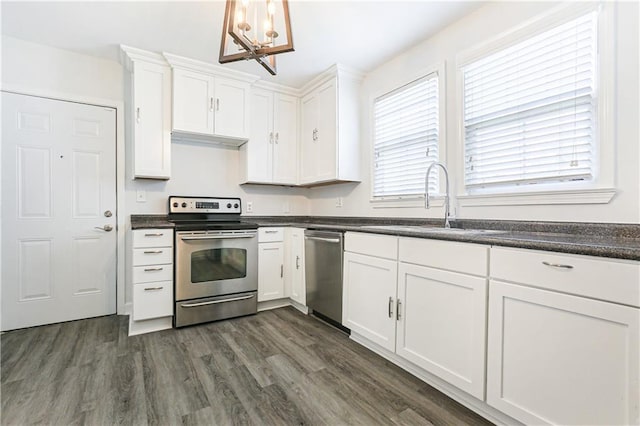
[[121, 46, 172, 180], [299, 65, 362, 186], [241, 87, 298, 185], [164, 53, 257, 146]]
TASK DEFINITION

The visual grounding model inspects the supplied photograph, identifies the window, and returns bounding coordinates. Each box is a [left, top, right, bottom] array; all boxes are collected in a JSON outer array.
[[462, 12, 598, 192], [373, 73, 439, 199]]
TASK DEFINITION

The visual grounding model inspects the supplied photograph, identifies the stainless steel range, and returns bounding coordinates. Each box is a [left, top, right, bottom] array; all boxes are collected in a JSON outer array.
[[169, 196, 258, 328]]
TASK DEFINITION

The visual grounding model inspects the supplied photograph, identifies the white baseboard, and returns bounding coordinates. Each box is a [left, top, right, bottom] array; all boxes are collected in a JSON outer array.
[[350, 332, 521, 426], [290, 299, 309, 314], [118, 302, 132, 316], [128, 315, 172, 336], [258, 298, 291, 312]]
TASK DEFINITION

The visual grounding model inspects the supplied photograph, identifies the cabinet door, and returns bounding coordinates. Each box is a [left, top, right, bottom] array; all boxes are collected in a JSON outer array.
[[396, 263, 487, 399], [487, 280, 640, 425], [133, 61, 171, 179], [214, 77, 250, 139], [299, 92, 318, 184], [314, 79, 338, 182], [272, 93, 298, 184], [133, 281, 173, 320], [247, 89, 274, 183], [172, 68, 214, 135], [289, 228, 305, 305], [258, 242, 284, 302], [343, 251, 397, 351]]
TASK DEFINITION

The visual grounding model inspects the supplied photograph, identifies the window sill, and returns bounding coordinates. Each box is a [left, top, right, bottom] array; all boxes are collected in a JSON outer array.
[[458, 188, 616, 207], [371, 196, 445, 209]]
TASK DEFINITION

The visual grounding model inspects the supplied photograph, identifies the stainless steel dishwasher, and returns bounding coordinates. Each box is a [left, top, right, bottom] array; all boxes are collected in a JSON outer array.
[[304, 230, 345, 327]]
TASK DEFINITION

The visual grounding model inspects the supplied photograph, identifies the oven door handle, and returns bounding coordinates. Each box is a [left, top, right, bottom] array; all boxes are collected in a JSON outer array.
[[179, 234, 256, 241], [180, 294, 255, 308]]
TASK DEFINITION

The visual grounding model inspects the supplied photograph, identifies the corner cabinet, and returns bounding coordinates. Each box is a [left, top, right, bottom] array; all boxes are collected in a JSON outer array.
[[164, 53, 258, 146], [299, 65, 362, 186], [285, 227, 306, 305], [121, 46, 172, 179], [241, 87, 298, 185]]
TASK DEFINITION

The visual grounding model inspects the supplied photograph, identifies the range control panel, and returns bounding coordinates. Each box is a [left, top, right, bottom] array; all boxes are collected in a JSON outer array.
[[169, 196, 242, 214]]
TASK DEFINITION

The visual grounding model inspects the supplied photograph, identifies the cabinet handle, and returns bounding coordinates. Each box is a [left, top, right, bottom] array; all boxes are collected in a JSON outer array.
[[269, 132, 274, 144], [209, 97, 214, 112], [396, 299, 402, 320], [144, 286, 163, 291], [264, 230, 278, 234], [296, 255, 300, 270], [216, 98, 220, 111], [144, 233, 164, 237], [280, 264, 284, 278], [275, 132, 279, 144], [143, 250, 163, 254], [136, 107, 141, 123], [388, 297, 394, 318], [144, 267, 163, 272], [542, 261, 574, 270]]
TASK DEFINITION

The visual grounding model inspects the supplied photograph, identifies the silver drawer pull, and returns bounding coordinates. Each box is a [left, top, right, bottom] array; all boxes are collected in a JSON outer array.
[[388, 297, 394, 318], [144, 267, 163, 272], [143, 250, 163, 254], [144, 286, 163, 291], [144, 233, 164, 237], [304, 236, 341, 244], [181, 294, 255, 308], [542, 261, 574, 270], [396, 299, 402, 320]]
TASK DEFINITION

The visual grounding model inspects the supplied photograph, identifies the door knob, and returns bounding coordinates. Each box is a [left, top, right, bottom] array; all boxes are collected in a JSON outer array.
[[104, 210, 113, 217], [95, 225, 113, 232]]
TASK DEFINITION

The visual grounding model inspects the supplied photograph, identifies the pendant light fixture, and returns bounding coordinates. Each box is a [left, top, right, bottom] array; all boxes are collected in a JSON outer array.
[[219, 0, 294, 75]]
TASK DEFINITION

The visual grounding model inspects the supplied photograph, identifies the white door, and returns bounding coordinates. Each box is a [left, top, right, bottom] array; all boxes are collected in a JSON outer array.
[[214, 77, 249, 139], [247, 88, 274, 183], [315, 80, 337, 182], [289, 228, 305, 305], [299, 92, 318, 184], [172, 68, 215, 135], [487, 280, 640, 425], [258, 242, 284, 301], [1, 92, 117, 331], [343, 251, 397, 351], [396, 263, 488, 399], [272, 93, 298, 185]]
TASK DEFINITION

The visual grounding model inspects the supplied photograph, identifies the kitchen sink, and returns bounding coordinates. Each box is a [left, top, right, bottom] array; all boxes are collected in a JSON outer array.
[[362, 225, 507, 235]]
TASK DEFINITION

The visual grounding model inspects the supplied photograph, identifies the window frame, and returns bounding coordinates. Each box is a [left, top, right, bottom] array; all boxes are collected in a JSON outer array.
[[455, 2, 616, 207], [369, 62, 447, 208]]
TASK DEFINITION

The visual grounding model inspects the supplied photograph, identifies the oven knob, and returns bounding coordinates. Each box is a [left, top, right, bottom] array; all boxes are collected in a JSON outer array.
[[173, 202, 178, 208], [182, 202, 187, 208], [227, 203, 232, 208], [234, 203, 239, 208]]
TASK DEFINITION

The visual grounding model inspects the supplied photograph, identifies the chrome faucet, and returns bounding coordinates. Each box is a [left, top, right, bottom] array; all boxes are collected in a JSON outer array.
[[425, 162, 451, 229]]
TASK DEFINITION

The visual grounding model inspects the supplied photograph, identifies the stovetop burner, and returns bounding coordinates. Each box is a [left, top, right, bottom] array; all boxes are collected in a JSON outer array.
[[167, 196, 257, 231]]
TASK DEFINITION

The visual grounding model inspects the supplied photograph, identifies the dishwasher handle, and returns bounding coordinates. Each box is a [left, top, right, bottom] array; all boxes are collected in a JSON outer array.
[[304, 236, 341, 244]]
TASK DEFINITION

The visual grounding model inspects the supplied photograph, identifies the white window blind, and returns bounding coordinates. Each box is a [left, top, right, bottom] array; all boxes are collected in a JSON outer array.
[[373, 74, 439, 198], [463, 12, 597, 190]]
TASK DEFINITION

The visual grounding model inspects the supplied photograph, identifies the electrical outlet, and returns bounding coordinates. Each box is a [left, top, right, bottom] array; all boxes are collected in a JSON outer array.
[[246, 201, 253, 213], [335, 197, 343, 208], [136, 190, 146, 203]]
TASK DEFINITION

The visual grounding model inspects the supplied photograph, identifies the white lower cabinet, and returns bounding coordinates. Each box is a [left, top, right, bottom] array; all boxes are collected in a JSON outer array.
[[487, 280, 640, 425], [396, 263, 487, 399], [258, 228, 285, 302], [286, 228, 306, 305], [131, 228, 174, 322], [343, 251, 397, 351], [343, 232, 489, 400]]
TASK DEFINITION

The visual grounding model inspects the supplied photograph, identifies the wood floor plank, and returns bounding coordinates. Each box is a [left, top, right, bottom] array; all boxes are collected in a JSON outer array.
[[1, 307, 494, 426]]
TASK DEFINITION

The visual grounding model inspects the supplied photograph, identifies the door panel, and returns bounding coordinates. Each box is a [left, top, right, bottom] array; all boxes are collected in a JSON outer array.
[[214, 77, 249, 139], [315, 80, 337, 181], [172, 68, 214, 135], [2, 92, 117, 331], [299, 92, 318, 184], [272, 93, 298, 184], [247, 89, 273, 182], [258, 242, 284, 301]]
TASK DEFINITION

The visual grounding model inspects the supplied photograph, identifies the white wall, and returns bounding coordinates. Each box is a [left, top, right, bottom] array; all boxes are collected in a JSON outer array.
[[307, 1, 640, 224]]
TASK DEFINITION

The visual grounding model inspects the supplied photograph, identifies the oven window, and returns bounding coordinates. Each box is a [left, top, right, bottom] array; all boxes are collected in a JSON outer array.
[[191, 248, 247, 283]]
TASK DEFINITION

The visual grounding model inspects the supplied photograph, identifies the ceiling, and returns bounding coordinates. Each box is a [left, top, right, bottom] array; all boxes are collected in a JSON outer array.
[[1, 1, 483, 88]]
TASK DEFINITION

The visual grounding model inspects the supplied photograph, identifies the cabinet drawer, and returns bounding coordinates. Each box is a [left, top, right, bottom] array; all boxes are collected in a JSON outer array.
[[132, 229, 173, 248], [399, 238, 488, 276], [133, 264, 173, 284], [133, 281, 173, 320], [258, 227, 284, 242], [345, 232, 398, 260], [133, 248, 173, 266], [490, 247, 640, 307]]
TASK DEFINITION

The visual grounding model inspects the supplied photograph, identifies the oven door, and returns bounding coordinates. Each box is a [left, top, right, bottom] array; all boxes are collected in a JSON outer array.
[[175, 230, 258, 301]]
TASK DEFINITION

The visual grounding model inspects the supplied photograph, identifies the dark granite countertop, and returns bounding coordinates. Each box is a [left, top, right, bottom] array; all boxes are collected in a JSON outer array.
[[130, 214, 640, 261]]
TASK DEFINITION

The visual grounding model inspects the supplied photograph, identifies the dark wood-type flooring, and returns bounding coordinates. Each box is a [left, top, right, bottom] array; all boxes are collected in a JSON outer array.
[[1, 307, 493, 425]]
